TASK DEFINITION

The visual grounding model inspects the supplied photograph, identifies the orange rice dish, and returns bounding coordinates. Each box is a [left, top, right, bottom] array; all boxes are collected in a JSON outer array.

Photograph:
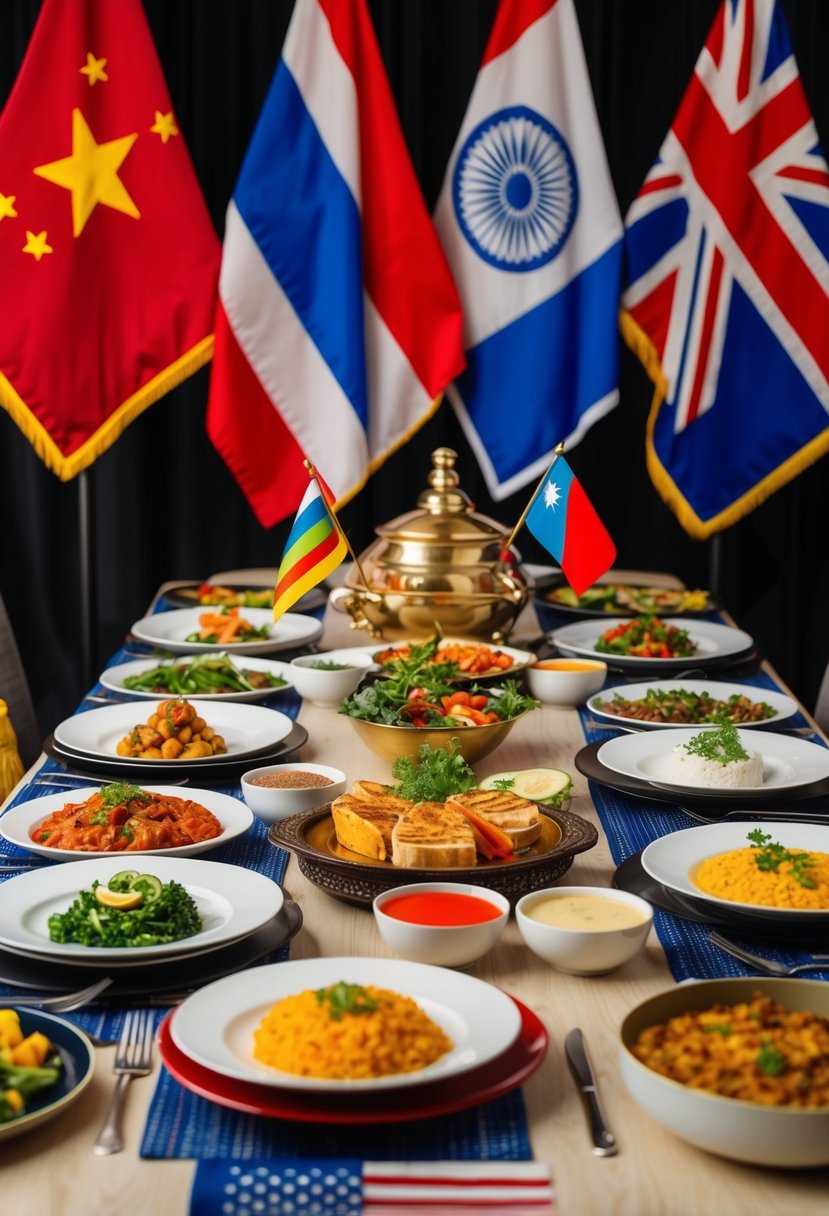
[[32, 789, 222, 852], [692, 847, 829, 909], [252, 983, 453, 1079], [632, 993, 829, 1107]]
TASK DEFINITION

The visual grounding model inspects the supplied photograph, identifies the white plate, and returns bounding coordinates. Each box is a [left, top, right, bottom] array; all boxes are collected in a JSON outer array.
[[551, 618, 753, 670], [100, 656, 295, 703], [0, 856, 284, 963], [130, 608, 323, 655], [588, 680, 798, 730], [641, 822, 829, 920], [0, 786, 253, 861], [596, 729, 829, 798], [170, 957, 522, 1092], [53, 701, 294, 763]]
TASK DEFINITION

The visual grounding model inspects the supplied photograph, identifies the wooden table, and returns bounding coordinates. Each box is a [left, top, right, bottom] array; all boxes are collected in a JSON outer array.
[[2, 600, 828, 1216]]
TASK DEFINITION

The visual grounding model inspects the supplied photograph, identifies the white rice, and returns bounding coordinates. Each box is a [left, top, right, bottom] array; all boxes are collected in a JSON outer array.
[[668, 742, 764, 789]]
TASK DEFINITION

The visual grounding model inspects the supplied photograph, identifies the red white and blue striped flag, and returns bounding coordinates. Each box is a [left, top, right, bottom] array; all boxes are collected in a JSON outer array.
[[622, 0, 829, 538], [206, 0, 465, 528], [434, 0, 622, 501]]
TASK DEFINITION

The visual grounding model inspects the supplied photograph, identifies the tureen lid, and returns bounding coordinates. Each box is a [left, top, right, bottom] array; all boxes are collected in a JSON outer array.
[[374, 447, 512, 546]]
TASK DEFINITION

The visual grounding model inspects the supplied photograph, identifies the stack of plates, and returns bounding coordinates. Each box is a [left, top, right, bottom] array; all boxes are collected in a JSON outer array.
[[576, 729, 829, 808], [0, 857, 301, 1000], [550, 618, 754, 673], [158, 957, 548, 1123], [45, 701, 308, 782]]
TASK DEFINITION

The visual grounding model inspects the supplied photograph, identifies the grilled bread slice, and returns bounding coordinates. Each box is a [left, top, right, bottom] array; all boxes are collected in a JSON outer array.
[[447, 789, 541, 850], [350, 780, 412, 811], [391, 801, 476, 869], [331, 793, 403, 862]]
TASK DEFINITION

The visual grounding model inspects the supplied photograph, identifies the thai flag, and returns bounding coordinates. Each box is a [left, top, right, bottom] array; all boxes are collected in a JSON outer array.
[[206, 0, 465, 529], [434, 0, 622, 501], [622, 0, 829, 538]]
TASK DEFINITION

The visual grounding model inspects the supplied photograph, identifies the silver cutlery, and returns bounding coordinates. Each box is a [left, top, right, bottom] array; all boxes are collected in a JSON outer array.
[[7, 976, 114, 1012], [564, 1028, 618, 1157], [0, 860, 46, 872], [582, 716, 815, 740], [708, 932, 829, 976], [31, 772, 190, 788], [679, 804, 829, 826], [93, 1008, 155, 1155]]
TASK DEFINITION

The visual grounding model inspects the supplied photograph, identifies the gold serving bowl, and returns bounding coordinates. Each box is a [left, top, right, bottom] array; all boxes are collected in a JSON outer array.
[[343, 710, 533, 767]]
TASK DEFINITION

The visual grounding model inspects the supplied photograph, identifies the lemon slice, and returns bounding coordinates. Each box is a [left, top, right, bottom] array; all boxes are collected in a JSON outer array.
[[95, 886, 144, 910]]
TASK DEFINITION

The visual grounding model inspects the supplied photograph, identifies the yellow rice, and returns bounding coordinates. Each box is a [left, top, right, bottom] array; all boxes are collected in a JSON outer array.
[[632, 994, 829, 1107], [692, 847, 829, 909], [252, 984, 454, 1079]]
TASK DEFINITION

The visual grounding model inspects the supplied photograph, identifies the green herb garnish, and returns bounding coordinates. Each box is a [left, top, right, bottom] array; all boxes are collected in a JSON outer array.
[[99, 783, 149, 809], [684, 721, 750, 765], [492, 777, 516, 791], [747, 829, 817, 889], [308, 660, 354, 671], [315, 982, 379, 1021], [391, 739, 477, 803], [88, 809, 110, 826], [757, 1041, 787, 1076], [702, 1023, 732, 1035]]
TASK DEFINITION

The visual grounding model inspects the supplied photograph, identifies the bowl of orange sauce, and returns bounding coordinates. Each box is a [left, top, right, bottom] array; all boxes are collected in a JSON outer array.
[[525, 657, 607, 705], [373, 882, 510, 968]]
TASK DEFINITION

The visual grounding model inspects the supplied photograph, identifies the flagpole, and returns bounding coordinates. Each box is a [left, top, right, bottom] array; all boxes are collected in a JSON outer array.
[[303, 460, 372, 593], [499, 442, 565, 559], [77, 467, 98, 689]]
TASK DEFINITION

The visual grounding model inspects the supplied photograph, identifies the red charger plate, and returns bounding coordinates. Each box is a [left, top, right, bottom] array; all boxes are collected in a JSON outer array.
[[157, 994, 547, 1124]]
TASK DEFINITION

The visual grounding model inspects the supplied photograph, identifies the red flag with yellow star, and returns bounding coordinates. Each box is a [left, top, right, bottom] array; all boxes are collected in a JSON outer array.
[[0, 0, 219, 478]]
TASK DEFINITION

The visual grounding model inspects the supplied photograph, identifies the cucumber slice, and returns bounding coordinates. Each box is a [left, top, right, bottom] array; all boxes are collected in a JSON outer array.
[[108, 870, 139, 893], [478, 771, 520, 792], [509, 768, 572, 805], [130, 874, 164, 904]]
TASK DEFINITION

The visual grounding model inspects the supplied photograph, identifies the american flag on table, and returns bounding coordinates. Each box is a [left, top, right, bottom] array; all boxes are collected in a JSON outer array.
[[362, 1161, 555, 1214], [622, 0, 829, 539]]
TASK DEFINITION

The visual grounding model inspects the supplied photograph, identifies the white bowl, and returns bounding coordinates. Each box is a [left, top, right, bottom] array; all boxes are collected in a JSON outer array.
[[515, 885, 652, 974], [289, 650, 375, 706], [240, 763, 346, 823], [525, 658, 607, 705], [373, 882, 510, 968], [619, 977, 829, 1168]]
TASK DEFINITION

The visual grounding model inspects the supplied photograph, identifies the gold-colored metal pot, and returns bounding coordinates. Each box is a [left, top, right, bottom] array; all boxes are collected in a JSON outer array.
[[344, 710, 532, 767], [330, 448, 529, 641]]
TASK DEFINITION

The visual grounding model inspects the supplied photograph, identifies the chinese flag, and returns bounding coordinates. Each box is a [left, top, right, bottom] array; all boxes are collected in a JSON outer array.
[[0, 0, 220, 479]]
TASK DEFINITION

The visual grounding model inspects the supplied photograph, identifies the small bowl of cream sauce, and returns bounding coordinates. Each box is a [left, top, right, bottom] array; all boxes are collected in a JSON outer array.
[[516, 886, 653, 974]]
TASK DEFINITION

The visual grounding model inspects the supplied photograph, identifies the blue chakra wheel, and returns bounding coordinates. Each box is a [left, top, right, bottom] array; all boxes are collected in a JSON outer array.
[[452, 104, 579, 272]]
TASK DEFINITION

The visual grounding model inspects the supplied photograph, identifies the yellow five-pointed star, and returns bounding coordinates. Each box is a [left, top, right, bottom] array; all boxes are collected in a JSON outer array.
[[150, 110, 179, 144], [0, 193, 17, 220], [23, 230, 53, 261], [33, 108, 140, 237], [80, 52, 108, 86]]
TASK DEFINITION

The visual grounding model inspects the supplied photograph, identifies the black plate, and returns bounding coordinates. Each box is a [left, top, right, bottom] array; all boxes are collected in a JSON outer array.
[[0, 890, 302, 998], [533, 579, 720, 619], [164, 583, 327, 612], [574, 740, 829, 810], [41, 720, 309, 784], [614, 852, 829, 947]]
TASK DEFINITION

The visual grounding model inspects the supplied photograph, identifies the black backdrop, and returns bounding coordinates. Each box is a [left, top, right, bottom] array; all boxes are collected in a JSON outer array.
[[1, 0, 827, 739]]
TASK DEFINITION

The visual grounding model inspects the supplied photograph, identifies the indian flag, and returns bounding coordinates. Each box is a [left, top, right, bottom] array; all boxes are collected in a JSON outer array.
[[273, 477, 347, 621]]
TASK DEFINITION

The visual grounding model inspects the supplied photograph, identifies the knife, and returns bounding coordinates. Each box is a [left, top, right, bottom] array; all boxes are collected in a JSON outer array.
[[564, 1028, 618, 1157]]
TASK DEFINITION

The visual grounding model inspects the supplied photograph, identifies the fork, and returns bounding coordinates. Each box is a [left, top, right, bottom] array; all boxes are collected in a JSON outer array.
[[93, 1009, 155, 1155], [708, 931, 829, 976], [8, 976, 113, 1011], [678, 804, 829, 826], [582, 716, 816, 740]]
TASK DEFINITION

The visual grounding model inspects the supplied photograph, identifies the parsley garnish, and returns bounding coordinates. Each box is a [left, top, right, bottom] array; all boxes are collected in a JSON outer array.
[[747, 829, 817, 889], [492, 777, 516, 791], [684, 721, 749, 765], [99, 783, 149, 809], [757, 1041, 786, 1076], [392, 739, 477, 803], [315, 982, 378, 1021]]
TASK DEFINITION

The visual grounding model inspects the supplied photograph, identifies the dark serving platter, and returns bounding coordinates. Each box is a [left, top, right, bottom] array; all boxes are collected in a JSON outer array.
[[269, 802, 598, 907]]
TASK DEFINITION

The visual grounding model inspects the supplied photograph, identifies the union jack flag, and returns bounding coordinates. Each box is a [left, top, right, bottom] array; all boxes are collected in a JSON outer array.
[[622, 0, 829, 538]]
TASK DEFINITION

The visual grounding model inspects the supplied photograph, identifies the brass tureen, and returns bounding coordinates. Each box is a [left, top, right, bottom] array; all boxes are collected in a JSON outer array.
[[329, 447, 530, 641]]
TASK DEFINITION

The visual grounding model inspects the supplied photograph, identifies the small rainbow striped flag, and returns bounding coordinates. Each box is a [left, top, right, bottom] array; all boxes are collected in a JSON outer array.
[[273, 476, 347, 621]]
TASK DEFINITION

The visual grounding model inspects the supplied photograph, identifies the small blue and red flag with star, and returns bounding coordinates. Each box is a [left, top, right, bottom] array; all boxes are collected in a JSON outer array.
[[0, 0, 219, 479], [524, 455, 616, 596]]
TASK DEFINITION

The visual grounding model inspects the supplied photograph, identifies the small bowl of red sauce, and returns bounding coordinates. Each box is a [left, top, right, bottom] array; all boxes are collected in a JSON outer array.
[[373, 882, 510, 968], [525, 658, 607, 705]]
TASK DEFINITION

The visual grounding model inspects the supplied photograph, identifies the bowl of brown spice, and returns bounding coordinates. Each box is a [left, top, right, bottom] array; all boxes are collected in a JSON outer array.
[[241, 763, 347, 822]]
